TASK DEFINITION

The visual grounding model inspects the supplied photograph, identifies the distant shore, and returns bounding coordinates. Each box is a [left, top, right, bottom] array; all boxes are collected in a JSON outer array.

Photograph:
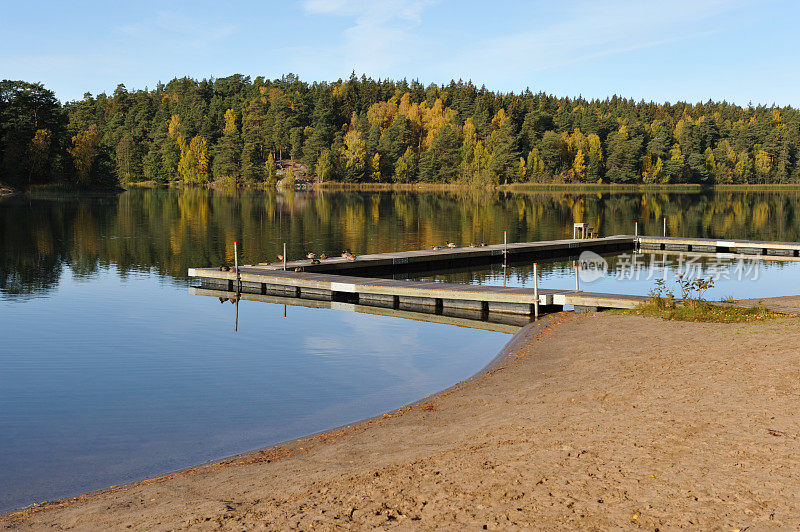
[[4, 311, 800, 529], [9, 181, 800, 197]]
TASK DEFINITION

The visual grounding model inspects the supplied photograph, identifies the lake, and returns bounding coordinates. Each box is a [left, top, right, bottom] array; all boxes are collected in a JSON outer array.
[[3, 187, 800, 512]]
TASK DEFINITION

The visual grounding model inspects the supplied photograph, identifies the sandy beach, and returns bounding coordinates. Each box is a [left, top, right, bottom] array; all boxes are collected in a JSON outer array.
[[3, 310, 800, 530]]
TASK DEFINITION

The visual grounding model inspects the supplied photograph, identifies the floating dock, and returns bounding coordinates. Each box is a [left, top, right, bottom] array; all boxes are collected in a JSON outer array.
[[266, 235, 634, 275], [189, 234, 800, 321], [189, 236, 646, 316], [639, 236, 800, 256]]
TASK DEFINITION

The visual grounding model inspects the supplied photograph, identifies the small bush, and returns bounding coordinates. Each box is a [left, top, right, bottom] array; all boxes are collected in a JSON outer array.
[[624, 275, 780, 323]]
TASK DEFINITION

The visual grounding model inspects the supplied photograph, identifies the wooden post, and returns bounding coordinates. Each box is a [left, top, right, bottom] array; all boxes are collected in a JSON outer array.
[[234, 241, 240, 292], [533, 262, 539, 320], [574, 261, 579, 292], [503, 230, 508, 288], [663, 217, 667, 237], [283, 242, 287, 271]]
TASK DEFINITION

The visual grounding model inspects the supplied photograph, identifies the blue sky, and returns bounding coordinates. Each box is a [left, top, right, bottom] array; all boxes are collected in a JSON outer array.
[[1, 0, 797, 105]]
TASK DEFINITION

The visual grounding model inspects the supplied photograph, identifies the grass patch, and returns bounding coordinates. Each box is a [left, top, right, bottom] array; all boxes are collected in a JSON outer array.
[[621, 300, 778, 323]]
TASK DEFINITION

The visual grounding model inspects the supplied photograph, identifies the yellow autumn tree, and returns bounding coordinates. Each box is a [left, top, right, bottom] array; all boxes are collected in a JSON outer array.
[[69, 125, 102, 185], [178, 136, 210, 184]]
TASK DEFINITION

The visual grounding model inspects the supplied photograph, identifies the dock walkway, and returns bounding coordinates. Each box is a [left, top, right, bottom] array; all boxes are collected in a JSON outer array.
[[189, 236, 645, 315], [189, 234, 800, 321]]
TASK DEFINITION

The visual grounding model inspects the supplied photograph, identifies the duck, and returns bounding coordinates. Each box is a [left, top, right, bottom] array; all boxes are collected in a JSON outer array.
[[306, 252, 317, 260], [446, 241, 457, 249], [277, 254, 284, 262], [294, 267, 302, 272], [432, 245, 442, 251], [341, 250, 351, 257], [311, 258, 321, 265], [319, 253, 327, 260], [343, 252, 357, 262]]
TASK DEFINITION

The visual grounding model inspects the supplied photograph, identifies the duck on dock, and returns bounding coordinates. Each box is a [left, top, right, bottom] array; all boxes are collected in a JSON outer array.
[[446, 241, 457, 249], [343, 252, 357, 261], [306, 252, 317, 260], [341, 250, 351, 258], [320, 253, 327, 260], [311, 258, 321, 264], [432, 245, 443, 251], [277, 254, 284, 262]]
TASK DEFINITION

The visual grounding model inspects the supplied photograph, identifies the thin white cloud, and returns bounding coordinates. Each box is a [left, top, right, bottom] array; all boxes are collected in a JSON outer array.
[[118, 10, 236, 49], [446, 0, 756, 82], [301, 0, 437, 74]]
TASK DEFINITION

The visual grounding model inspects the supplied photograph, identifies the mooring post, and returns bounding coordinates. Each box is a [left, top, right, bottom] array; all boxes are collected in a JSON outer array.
[[503, 230, 508, 287], [663, 217, 667, 237], [634, 220, 638, 238], [234, 241, 240, 292], [533, 262, 539, 320], [283, 242, 287, 271], [574, 261, 580, 291]]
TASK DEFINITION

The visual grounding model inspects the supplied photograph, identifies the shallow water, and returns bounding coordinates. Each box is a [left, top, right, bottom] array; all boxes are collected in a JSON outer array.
[[3, 187, 800, 512]]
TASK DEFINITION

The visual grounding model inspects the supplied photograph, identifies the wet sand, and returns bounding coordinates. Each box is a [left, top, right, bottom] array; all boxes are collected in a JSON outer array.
[[3, 311, 800, 530]]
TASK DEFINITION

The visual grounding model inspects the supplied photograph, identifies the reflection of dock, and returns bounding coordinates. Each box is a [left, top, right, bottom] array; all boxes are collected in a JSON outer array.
[[190, 287, 529, 333], [189, 237, 647, 314]]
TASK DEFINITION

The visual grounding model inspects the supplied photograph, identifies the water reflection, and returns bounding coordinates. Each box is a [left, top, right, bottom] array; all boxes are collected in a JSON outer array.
[[5, 188, 800, 298]]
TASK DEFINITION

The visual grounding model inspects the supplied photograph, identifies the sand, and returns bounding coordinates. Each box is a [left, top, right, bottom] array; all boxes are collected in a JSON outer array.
[[3, 311, 800, 530]]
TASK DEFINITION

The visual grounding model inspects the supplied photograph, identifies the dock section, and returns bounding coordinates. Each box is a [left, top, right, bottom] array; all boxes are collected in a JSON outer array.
[[262, 236, 635, 275], [189, 236, 647, 316], [639, 236, 800, 256]]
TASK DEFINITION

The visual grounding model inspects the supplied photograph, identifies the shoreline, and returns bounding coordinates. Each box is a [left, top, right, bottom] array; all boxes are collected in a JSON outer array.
[[4, 311, 800, 529], [1, 316, 544, 520], [8, 182, 800, 199]]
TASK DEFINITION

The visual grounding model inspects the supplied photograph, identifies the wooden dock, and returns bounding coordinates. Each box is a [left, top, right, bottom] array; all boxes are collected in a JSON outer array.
[[639, 236, 800, 256], [189, 234, 800, 322], [188, 236, 647, 317], [262, 235, 634, 275]]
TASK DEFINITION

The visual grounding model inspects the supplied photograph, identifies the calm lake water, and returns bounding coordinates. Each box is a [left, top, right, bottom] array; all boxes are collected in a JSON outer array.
[[3, 187, 800, 512]]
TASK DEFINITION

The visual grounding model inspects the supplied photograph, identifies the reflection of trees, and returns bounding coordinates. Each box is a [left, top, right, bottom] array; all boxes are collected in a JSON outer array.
[[4, 189, 800, 297]]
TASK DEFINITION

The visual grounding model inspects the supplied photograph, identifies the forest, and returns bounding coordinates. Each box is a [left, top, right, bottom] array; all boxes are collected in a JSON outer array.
[[2, 74, 800, 189]]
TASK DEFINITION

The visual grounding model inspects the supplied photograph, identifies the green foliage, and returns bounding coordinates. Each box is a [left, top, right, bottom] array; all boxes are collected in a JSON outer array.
[[6, 74, 800, 188], [630, 275, 776, 322]]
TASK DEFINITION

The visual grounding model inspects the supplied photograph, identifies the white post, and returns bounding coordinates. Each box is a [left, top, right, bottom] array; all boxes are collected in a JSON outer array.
[[663, 217, 667, 237], [574, 261, 579, 292], [634, 221, 638, 238], [533, 262, 539, 320], [234, 241, 240, 292], [283, 242, 287, 271]]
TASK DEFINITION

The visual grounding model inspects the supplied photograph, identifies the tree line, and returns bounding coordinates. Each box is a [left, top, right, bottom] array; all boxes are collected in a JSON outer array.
[[2, 74, 800, 189]]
